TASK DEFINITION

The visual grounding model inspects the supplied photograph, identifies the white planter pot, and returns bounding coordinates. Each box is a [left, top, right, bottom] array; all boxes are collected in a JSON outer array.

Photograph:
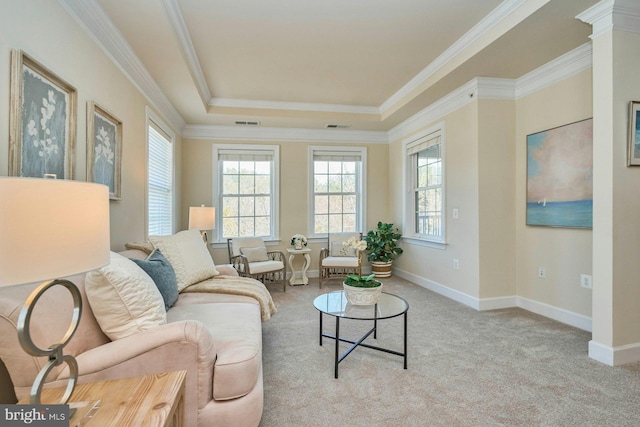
[[370, 261, 393, 278], [343, 282, 383, 305]]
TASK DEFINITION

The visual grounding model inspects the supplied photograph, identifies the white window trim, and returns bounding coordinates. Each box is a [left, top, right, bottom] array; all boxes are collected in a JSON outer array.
[[212, 143, 280, 243], [145, 106, 175, 237], [402, 122, 447, 249], [307, 145, 367, 239]]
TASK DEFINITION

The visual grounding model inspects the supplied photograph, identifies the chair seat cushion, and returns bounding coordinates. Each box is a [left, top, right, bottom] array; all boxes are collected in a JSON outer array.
[[167, 302, 261, 400], [321, 256, 359, 268], [247, 260, 284, 274]]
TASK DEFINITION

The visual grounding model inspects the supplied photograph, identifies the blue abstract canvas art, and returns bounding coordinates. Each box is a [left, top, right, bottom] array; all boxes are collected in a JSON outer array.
[[526, 118, 593, 228]]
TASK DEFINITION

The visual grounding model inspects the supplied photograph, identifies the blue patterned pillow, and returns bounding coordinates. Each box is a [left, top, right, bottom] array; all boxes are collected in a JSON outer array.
[[131, 249, 178, 311]]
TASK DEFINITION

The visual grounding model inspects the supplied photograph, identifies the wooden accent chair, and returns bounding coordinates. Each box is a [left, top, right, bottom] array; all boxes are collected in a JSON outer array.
[[227, 237, 287, 291], [318, 232, 363, 288]]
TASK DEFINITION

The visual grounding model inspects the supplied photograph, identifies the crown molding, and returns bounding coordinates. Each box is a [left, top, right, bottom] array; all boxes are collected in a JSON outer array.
[[183, 124, 388, 144], [161, 0, 211, 107], [380, 0, 529, 116], [577, 0, 640, 38], [209, 98, 380, 115], [57, 0, 185, 132], [516, 42, 592, 98]]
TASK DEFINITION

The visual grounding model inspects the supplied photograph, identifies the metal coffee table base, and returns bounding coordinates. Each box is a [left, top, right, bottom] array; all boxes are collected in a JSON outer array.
[[319, 309, 408, 378]]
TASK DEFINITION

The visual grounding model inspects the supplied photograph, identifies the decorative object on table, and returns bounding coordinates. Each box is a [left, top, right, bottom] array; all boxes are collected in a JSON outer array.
[[318, 232, 363, 288], [526, 118, 593, 228], [290, 233, 308, 250], [342, 273, 383, 305], [87, 101, 122, 200], [188, 205, 216, 243], [0, 177, 110, 405], [9, 50, 77, 179], [628, 101, 640, 166], [364, 222, 403, 278]]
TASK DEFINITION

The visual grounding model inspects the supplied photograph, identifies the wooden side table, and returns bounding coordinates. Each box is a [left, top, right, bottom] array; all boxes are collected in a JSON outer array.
[[286, 248, 312, 285], [19, 371, 186, 427]]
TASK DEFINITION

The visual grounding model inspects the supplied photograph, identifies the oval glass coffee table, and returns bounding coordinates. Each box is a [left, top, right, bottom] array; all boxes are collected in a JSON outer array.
[[313, 290, 409, 378]]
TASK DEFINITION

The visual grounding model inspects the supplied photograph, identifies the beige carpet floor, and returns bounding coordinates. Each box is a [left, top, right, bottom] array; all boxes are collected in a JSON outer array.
[[259, 275, 640, 426]]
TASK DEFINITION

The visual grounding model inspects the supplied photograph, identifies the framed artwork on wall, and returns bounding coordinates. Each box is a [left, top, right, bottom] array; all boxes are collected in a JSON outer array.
[[87, 102, 122, 200], [526, 118, 593, 229], [628, 101, 640, 166], [9, 49, 77, 179]]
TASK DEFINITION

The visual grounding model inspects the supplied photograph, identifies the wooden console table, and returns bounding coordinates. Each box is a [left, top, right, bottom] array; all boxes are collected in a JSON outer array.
[[18, 371, 186, 427]]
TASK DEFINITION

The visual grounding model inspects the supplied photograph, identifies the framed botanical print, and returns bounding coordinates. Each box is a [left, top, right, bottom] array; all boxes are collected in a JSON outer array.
[[628, 101, 640, 166], [9, 49, 77, 179], [87, 102, 123, 200]]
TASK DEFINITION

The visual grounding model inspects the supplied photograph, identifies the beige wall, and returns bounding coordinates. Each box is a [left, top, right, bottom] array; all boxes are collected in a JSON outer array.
[[0, 0, 182, 251], [515, 69, 593, 317], [181, 138, 389, 270]]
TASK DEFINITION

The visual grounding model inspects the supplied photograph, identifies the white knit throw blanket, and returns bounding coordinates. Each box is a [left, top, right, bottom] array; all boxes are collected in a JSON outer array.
[[181, 275, 277, 321]]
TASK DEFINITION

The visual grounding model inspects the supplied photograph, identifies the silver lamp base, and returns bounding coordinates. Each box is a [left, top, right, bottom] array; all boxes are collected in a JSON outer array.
[[18, 278, 81, 404]]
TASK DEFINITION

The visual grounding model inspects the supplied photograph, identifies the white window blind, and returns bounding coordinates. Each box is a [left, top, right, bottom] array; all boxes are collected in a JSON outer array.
[[147, 121, 173, 236]]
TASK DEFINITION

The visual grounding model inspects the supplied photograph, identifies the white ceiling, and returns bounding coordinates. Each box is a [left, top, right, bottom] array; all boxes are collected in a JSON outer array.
[[87, 0, 597, 132]]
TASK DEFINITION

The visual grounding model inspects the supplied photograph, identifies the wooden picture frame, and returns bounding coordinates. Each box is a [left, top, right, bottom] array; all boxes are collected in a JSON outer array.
[[9, 50, 77, 179], [526, 118, 593, 229], [628, 101, 640, 166], [87, 102, 123, 200]]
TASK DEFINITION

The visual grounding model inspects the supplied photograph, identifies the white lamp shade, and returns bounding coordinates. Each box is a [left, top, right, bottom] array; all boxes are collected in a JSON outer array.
[[188, 206, 215, 231], [0, 178, 111, 287]]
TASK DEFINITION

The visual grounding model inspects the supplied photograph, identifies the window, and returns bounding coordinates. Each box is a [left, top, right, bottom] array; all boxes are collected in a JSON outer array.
[[309, 146, 366, 236], [405, 126, 444, 244], [213, 144, 279, 241], [147, 114, 174, 236]]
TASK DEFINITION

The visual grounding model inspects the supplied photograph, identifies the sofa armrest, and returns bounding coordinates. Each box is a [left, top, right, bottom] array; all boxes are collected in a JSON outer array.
[[59, 320, 215, 411]]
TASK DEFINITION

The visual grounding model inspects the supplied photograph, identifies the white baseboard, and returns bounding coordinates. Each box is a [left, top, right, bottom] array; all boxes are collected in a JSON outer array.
[[589, 340, 640, 366], [393, 267, 592, 332]]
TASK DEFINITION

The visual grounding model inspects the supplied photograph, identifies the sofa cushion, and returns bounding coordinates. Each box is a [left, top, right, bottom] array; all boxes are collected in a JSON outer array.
[[330, 241, 356, 257], [167, 301, 261, 401], [149, 229, 219, 292], [85, 252, 166, 341], [131, 249, 178, 311]]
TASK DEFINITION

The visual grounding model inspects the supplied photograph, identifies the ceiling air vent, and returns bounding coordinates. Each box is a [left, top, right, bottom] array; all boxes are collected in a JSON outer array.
[[235, 120, 260, 126], [325, 124, 350, 129]]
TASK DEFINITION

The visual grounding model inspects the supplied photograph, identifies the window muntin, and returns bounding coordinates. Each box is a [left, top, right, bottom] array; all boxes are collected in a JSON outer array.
[[147, 119, 173, 236], [310, 147, 365, 236], [214, 145, 279, 241]]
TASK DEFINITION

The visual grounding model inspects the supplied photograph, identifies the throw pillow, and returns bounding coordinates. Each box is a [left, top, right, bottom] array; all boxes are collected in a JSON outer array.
[[85, 251, 166, 341], [131, 249, 178, 311], [124, 241, 155, 255], [149, 229, 219, 292], [240, 246, 269, 262], [330, 241, 356, 257]]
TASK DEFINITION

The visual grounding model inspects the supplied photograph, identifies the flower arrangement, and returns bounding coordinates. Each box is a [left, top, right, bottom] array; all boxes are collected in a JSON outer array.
[[340, 235, 367, 255], [343, 273, 382, 288], [290, 234, 308, 248]]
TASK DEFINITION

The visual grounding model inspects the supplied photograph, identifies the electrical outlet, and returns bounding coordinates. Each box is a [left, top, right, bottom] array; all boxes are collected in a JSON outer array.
[[580, 274, 592, 289], [538, 267, 546, 279], [453, 259, 459, 270], [453, 208, 459, 219]]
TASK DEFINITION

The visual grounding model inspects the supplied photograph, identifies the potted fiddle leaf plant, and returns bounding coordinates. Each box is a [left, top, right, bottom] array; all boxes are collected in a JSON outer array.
[[364, 222, 403, 278]]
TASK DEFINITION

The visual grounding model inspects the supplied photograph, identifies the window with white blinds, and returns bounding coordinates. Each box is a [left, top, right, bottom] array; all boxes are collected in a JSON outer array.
[[147, 120, 174, 236], [405, 127, 445, 243], [213, 144, 279, 241], [309, 146, 366, 237]]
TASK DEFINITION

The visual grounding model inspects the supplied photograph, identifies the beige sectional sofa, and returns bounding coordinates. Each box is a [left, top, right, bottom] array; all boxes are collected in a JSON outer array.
[[0, 230, 275, 427]]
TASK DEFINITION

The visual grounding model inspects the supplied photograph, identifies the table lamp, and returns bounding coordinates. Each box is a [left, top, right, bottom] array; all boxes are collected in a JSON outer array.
[[188, 205, 215, 243], [0, 177, 110, 405]]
